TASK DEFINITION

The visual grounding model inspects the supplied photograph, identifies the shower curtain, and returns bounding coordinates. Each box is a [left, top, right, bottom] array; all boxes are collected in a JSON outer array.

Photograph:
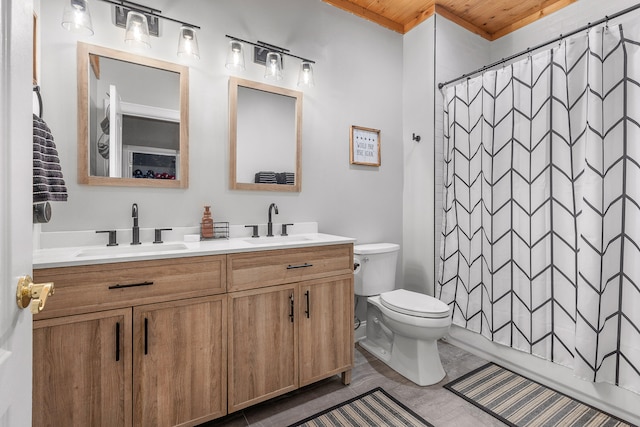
[[438, 23, 640, 394]]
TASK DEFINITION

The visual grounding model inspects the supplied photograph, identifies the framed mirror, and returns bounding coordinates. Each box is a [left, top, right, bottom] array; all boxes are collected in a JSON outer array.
[[229, 77, 302, 192], [77, 42, 189, 188]]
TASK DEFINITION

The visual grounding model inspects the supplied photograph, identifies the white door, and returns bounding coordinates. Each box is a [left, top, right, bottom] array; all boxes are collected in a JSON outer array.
[[109, 84, 123, 178], [0, 0, 35, 425]]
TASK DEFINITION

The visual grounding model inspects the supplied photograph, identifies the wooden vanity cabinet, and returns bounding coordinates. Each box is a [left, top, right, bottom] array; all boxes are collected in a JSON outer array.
[[33, 255, 227, 427], [298, 276, 353, 387], [134, 296, 227, 426], [227, 284, 299, 412], [33, 308, 132, 427], [33, 243, 354, 423], [227, 244, 354, 413]]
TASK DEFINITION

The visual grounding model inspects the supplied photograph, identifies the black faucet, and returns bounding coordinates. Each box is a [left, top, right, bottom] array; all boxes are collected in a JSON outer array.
[[267, 203, 279, 237], [131, 203, 141, 245]]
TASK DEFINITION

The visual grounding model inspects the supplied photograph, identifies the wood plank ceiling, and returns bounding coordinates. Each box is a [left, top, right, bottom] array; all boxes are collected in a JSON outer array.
[[322, 0, 576, 40]]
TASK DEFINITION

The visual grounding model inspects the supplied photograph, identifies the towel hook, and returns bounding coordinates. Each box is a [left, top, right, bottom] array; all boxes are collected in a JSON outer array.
[[412, 133, 421, 143], [33, 85, 43, 118]]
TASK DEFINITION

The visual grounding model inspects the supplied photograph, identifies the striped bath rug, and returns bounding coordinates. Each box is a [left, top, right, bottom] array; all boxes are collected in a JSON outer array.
[[288, 387, 434, 427], [444, 363, 636, 427]]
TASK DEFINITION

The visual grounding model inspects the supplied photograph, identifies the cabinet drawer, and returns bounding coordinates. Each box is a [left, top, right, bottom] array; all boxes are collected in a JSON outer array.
[[33, 255, 226, 320], [227, 244, 353, 292]]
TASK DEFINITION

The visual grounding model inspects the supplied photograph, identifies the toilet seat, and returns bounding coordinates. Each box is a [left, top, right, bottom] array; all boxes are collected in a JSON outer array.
[[380, 289, 450, 319]]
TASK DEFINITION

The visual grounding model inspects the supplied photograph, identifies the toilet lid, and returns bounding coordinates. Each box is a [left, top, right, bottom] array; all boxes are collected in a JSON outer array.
[[380, 289, 451, 318], [354, 243, 400, 255]]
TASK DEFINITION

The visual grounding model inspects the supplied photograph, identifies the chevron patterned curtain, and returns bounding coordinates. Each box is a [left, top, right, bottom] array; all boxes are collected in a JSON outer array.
[[438, 24, 640, 394]]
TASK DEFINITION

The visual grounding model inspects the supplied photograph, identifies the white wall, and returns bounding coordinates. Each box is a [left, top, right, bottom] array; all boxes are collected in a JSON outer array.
[[401, 18, 435, 295], [38, 0, 404, 263], [429, 0, 640, 423], [401, 15, 489, 297]]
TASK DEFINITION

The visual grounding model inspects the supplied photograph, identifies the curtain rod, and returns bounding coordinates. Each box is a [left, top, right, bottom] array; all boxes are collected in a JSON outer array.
[[438, 3, 640, 90]]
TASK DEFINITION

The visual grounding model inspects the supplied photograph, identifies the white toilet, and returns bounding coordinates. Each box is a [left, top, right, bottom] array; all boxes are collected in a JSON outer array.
[[355, 243, 451, 386]]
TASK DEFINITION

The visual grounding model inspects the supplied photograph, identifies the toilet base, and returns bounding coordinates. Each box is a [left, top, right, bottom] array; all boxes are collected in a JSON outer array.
[[360, 336, 446, 386], [360, 297, 449, 386]]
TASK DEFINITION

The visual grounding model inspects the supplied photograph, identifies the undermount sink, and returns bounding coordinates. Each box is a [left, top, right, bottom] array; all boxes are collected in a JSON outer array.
[[244, 235, 312, 245], [76, 243, 188, 257]]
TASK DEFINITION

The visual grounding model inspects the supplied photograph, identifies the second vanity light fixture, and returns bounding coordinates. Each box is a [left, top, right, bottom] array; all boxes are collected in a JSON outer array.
[[224, 35, 315, 87], [61, 0, 201, 59]]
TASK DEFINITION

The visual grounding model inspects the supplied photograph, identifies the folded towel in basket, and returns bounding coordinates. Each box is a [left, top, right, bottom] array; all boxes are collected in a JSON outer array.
[[33, 114, 68, 203], [255, 171, 277, 184], [284, 172, 294, 185]]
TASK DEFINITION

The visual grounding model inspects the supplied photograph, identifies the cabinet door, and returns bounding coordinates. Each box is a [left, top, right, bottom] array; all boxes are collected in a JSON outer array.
[[299, 275, 354, 386], [33, 309, 132, 427], [133, 295, 227, 427], [228, 284, 298, 412]]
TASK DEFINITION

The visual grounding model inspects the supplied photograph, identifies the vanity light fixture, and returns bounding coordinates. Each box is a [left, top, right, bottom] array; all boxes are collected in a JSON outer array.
[[264, 52, 283, 81], [124, 11, 150, 48], [225, 40, 245, 71], [177, 26, 200, 59], [61, 0, 94, 35], [297, 61, 315, 87], [61, 0, 201, 59], [225, 35, 316, 87]]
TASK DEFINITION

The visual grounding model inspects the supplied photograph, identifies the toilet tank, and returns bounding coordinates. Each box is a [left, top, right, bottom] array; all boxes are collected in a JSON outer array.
[[354, 243, 400, 296]]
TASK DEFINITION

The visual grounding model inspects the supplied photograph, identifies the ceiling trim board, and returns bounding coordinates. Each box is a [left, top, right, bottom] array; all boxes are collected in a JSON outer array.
[[490, 0, 577, 40], [403, 4, 436, 34], [434, 5, 492, 40], [322, 0, 405, 33]]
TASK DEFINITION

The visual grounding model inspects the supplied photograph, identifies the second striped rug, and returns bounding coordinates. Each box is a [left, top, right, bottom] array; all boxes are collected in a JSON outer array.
[[444, 363, 635, 427]]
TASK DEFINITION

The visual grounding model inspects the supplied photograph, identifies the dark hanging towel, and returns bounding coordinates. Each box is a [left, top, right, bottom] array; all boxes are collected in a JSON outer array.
[[33, 114, 68, 202]]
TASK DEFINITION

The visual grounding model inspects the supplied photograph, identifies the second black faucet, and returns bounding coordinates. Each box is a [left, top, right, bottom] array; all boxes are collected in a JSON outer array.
[[131, 203, 141, 245], [267, 203, 278, 237]]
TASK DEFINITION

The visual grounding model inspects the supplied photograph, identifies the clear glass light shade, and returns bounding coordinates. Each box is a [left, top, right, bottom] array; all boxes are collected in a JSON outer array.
[[177, 26, 200, 59], [61, 0, 94, 35], [124, 11, 150, 48], [264, 52, 283, 81], [225, 41, 245, 71], [297, 61, 315, 87]]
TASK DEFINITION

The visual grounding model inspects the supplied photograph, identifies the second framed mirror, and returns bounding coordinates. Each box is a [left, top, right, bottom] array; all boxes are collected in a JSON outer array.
[[229, 77, 302, 192]]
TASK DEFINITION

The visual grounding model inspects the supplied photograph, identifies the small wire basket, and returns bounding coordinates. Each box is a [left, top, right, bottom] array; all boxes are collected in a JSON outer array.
[[201, 221, 229, 240]]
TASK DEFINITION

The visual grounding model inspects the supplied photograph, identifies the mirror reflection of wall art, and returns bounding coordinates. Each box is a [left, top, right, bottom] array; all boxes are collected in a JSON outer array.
[[350, 125, 381, 166]]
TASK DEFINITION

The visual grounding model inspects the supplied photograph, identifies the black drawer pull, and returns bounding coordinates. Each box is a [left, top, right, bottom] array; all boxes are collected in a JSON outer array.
[[108, 281, 154, 290], [115, 322, 120, 362], [305, 290, 310, 318], [287, 263, 313, 270], [144, 318, 149, 355], [289, 294, 294, 323]]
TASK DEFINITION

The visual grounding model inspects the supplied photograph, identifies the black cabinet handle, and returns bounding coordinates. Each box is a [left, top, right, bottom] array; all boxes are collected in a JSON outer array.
[[287, 263, 313, 270], [305, 290, 310, 318], [144, 318, 148, 355], [289, 294, 294, 323], [115, 322, 120, 362], [108, 281, 154, 290]]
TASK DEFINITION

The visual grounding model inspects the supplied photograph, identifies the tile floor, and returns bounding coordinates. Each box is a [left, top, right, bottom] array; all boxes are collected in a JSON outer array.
[[202, 339, 508, 426]]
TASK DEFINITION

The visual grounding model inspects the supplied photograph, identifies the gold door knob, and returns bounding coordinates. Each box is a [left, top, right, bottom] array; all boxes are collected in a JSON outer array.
[[16, 275, 55, 314]]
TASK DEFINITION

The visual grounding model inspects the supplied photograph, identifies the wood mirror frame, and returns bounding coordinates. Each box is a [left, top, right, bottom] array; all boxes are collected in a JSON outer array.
[[229, 77, 302, 192], [77, 42, 189, 188]]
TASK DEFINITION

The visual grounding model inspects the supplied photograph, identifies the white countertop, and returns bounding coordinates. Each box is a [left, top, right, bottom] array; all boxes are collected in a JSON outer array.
[[33, 233, 356, 269]]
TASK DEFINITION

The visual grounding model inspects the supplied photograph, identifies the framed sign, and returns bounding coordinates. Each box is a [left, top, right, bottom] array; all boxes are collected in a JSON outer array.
[[350, 125, 381, 166]]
